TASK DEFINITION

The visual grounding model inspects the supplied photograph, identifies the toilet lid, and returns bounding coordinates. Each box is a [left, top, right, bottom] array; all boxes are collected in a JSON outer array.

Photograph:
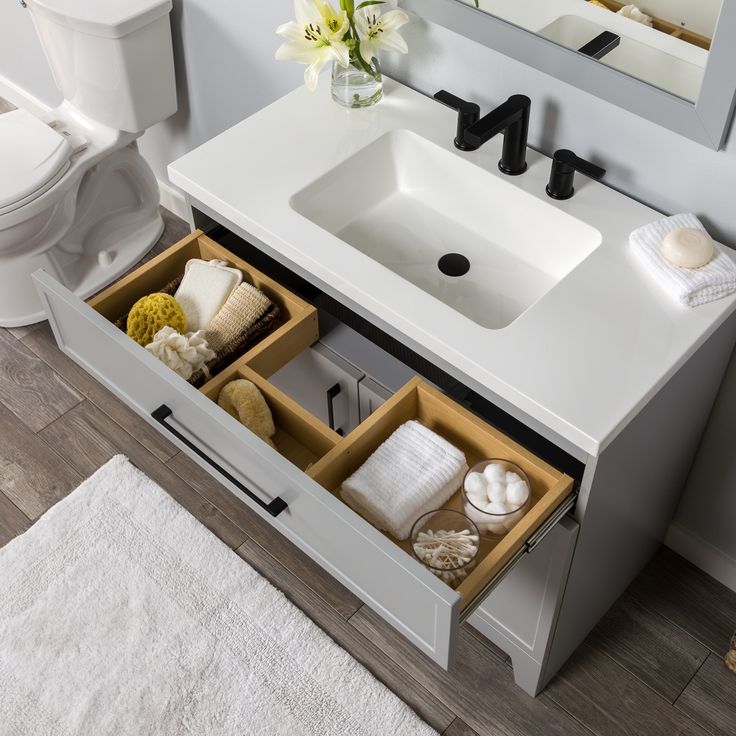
[[0, 109, 74, 211]]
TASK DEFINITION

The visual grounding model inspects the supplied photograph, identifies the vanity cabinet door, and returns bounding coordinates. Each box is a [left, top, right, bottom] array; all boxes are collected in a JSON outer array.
[[358, 375, 392, 422], [268, 343, 364, 436]]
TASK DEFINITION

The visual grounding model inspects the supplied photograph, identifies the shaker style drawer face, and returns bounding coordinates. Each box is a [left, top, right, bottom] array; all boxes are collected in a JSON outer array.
[[33, 229, 575, 671]]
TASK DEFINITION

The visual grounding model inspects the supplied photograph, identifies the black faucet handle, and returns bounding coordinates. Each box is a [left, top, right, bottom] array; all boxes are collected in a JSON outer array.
[[433, 90, 481, 151], [546, 149, 605, 200]]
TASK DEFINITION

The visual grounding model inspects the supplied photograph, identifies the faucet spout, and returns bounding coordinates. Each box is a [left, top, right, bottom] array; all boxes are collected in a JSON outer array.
[[464, 94, 531, 175]]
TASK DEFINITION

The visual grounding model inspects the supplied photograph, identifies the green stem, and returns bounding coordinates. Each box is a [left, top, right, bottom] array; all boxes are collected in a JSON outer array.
[[348, 18, 380, 81]]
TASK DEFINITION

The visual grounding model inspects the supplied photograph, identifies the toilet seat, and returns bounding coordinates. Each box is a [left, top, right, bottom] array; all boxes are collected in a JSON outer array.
[[0, 109, 74, 216]]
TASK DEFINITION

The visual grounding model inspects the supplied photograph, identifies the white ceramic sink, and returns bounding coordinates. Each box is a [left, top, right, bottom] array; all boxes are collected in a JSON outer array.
[[291, 130, 601, 329]]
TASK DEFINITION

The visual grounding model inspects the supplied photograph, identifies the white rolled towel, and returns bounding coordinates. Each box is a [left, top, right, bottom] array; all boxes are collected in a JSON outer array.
[[341, 420, 468, 540], [630, 214, 736, 308]]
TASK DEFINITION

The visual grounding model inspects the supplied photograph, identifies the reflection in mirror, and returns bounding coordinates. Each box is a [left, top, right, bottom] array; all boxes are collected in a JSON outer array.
[[462, 0, 722, 102]]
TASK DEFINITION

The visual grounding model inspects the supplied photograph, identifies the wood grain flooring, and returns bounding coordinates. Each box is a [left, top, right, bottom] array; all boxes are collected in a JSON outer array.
[[1, 209, 734, 736]]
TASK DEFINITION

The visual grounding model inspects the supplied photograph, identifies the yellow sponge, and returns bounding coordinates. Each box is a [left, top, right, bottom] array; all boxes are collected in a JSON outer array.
[[126, 293, 187, 347]]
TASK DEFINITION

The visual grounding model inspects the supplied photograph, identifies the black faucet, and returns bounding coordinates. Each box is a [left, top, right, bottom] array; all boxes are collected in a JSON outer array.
[[578, 31, 621, 60], [434, 90, 531, 175], [546, 149, 606, 200]]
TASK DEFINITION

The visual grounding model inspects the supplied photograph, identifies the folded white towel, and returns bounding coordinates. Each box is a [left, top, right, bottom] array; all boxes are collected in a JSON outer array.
[[630, 214, 736, 308], [174, 259, 243, 331], [341, 420, 468, 541]]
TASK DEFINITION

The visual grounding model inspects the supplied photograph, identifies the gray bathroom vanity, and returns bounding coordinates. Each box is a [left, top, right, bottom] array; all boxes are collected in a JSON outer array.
[[34, 79, 736, 694]]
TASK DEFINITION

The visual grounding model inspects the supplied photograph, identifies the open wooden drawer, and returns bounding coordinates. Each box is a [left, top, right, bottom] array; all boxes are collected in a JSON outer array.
[[33, 229, 574, 670]]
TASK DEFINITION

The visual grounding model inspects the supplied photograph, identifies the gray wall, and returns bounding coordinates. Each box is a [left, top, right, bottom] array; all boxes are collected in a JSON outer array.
[[1, 1, 734, 576]]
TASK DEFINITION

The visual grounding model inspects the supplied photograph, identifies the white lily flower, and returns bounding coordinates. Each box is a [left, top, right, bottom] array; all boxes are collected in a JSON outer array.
[[276, 0, 350, 91], [354, 7, 410, 63]]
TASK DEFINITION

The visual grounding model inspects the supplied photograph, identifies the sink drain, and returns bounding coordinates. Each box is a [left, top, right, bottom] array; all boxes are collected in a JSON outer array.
[[438, 253, 470, 277]]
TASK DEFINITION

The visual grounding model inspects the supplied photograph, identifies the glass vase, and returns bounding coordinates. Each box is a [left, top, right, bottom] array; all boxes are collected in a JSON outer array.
[[331, 53, 383, 109]]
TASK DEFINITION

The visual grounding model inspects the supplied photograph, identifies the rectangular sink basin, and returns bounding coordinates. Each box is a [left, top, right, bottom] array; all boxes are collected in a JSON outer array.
[[291, 130, 602, 329]]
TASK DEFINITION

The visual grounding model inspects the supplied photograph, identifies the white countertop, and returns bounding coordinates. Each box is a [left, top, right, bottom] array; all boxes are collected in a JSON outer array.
[[168, 78, 736, 457]]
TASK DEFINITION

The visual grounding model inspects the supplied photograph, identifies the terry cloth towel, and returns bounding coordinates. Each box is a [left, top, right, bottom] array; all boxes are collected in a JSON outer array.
[[630, 214, 736, 308], [174, 259, 243, 331], [206, 282, 273, 353], [341, 420, 468, 541]]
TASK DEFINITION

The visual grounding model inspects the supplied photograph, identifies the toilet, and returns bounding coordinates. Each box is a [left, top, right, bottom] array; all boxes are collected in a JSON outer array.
[[0, 0, 177, 327]]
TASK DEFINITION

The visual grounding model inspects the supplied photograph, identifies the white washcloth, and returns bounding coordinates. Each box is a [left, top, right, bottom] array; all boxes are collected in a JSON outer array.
[[174, 259, 243, 331], [341, 420, 468, 541], [630, 214, 736, 308]]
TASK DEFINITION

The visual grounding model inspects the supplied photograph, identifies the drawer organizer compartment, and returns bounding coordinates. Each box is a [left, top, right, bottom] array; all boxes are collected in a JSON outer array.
[[308, 377, 574, 615], [34, 228, 575, 670], [88, 231, 318, 387], [200, 363, 341, 472]]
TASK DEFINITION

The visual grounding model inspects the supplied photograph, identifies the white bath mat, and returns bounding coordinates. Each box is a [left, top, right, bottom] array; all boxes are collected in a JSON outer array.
[[0, 455, 436, 736]]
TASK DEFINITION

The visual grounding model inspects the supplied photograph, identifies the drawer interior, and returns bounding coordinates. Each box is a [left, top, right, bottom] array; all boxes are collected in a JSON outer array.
[[88, 230, 573, 608], [87, 231, 319, 385]]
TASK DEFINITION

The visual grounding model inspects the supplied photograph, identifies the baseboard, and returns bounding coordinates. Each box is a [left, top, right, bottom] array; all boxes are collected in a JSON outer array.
[[665, 521, 736, 592], [0, 74, 52, 115], [158, 179, 192, 225]]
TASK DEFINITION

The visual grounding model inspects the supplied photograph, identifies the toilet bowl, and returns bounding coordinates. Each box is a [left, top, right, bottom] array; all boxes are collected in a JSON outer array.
[[0, 0, 178, 327]]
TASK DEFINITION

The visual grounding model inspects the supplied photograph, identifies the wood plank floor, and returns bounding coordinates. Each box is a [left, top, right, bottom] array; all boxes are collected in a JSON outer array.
[[1, 210, 734, 736]]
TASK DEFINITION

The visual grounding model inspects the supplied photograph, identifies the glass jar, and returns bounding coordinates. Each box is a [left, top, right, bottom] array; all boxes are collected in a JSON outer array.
[[331, 53, 383, 109], [462, 459, 531, 538], [410, 510, 480, 588]]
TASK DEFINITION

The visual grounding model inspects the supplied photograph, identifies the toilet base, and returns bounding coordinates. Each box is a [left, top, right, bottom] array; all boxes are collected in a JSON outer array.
[[0, 215, 163, 328], [1, 144, 164, 328]]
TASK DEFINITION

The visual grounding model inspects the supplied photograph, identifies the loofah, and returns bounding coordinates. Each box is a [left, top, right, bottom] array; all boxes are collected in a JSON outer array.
[[126, 293, 186, 347], [145, 327, 216, 381], [218, 379, 276, 448], [206, 282, 273, 353]]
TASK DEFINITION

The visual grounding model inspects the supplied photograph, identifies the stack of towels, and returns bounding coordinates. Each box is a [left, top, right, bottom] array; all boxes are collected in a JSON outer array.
[[341, 420, 468, 541]]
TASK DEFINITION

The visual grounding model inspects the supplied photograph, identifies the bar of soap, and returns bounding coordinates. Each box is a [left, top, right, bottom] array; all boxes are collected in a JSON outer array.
[[661, 228, 714, 269]]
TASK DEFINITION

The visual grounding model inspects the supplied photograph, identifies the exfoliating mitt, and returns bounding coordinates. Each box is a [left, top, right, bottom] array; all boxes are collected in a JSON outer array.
[[174, 259, 242, 332], [218, 379, 276, 448], [206, 282, 273, 353], [126, 293, 186, 347]]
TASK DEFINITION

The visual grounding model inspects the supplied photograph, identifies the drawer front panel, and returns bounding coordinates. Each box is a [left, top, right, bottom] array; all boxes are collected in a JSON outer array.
[[34, 271, 460, 668]]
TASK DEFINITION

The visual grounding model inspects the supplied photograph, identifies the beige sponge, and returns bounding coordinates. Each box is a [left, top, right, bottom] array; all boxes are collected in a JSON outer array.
[[218, 379, 276, 448]]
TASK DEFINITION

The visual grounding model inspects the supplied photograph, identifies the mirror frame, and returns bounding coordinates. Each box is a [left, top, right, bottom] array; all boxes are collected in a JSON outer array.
[[401, 0, 736, 149]]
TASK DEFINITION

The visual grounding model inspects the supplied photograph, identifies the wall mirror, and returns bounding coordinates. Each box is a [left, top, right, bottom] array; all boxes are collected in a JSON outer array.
[[401, 0, 736, 149]]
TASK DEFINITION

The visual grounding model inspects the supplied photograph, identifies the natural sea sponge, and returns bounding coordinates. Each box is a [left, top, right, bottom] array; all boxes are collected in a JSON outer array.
[[218, 379, 276, 448], [126, 293, 186, 346]]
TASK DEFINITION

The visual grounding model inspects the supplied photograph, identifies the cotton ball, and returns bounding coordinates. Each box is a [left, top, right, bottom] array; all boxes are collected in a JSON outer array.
[[465, 472, 487, 500], [464, 502, 489, 527], [485, 521, 508, 535], [506, 480, 529, 508], [485, 501, 508, 516], [487, 481, 507, 504], [484, 463, 506, 483], [506, 471, 524, 485]]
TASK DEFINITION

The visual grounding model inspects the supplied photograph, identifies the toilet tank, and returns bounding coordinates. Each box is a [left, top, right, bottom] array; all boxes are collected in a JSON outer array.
[[27, 0, 177, 134]]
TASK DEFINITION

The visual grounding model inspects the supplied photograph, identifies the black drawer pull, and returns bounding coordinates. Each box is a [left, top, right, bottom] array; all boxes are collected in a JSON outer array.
[[152, 404, 288, 517], [326, 383, 344, 436]]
